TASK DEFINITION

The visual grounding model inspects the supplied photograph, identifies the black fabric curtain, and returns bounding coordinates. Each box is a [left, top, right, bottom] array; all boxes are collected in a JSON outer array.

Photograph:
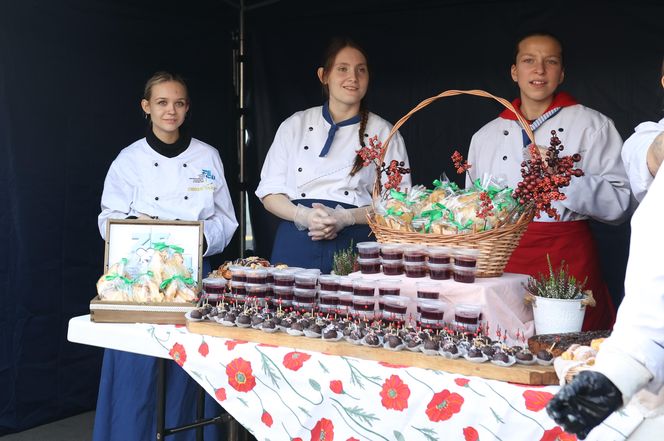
[[0, 1, 237, 435], [1, 0, 663, 435]]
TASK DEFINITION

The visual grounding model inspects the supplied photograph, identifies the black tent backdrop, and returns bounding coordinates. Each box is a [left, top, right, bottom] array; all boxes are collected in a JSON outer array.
[[1, 0, 662, 435]]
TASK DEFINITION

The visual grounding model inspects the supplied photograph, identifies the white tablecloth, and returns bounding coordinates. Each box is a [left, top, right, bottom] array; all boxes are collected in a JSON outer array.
[[68, 315, 642, 441]]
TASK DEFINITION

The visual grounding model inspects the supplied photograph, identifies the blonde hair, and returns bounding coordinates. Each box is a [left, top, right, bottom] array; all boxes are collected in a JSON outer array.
[[143, 71, 189, 102]]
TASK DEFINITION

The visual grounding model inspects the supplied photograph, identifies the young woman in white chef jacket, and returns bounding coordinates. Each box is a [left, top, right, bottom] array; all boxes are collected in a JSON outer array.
[[94, 72, 237, 441], [256, 38, 411, 272], [466, 32, 630, 331]]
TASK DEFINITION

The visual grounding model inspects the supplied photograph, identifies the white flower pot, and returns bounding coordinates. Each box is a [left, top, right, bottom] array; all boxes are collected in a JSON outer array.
[[531, 295, 586, 334]]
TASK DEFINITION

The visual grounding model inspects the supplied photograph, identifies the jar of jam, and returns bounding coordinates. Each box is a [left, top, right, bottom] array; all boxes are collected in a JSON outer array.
[[381, 259, 404, 275], [357, 257, 381, 274], [337, 276, 356, 294], [352, 279, 376, 297], [230, 281, 247, 300], [427, 246, 452, 264], [351, 296, 376, 320], [272, 268, 296, 287], [453, 265, 477, 283], [244, 268, 268, 285], [318, 274, 339, 291], [404, 261, 427, 278], [415, 281, 441, 299], [356, 241, 381, 259], [229, 265, 247, 282], [416, 299, 448, 330], [294, 271, 319, 289], [380, 244, 403, 260], [245, 283, 268, 298], [377, 279, 401, 297], [381, 295, 409, 324], [337, 293, 354, 315], [272, 285, 293, 307], [403, 245, 427, 263], [453, 304, 482, 332], [428, 262, 452, 280], [318, 290, 339, 314], [453, 248, 481, 268]]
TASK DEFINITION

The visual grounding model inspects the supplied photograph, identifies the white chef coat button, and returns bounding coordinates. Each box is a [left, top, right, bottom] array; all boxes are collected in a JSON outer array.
[[298, 167, 303, 172], [184, 196, 189, 200], [558, 128, 564, 132], [183, 163, 187, 168], [364, 133, 369, 137], [304, 145, 309, 150], [503, 130, 509, 136], [502, 155, 508, 161], [154, 162, 159, 167], [301, 193, 306, 197], [344, 191, 349, 196], [155, 196, 159, 201], [308, 127, 313, 131]]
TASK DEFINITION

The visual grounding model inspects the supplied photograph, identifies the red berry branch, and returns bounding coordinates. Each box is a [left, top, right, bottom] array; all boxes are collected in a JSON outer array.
[[452, 150, 472, 174], [357, 135, 411, 194], [512, 131, 583, 220]]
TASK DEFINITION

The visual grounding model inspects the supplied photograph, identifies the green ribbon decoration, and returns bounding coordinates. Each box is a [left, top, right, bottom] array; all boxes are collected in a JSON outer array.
[[433, 179, 460, 192], [419, 202, 449, 232], [153, 242, 185, 254], [385, 207, 404, 217], [104, 273, 134, 285], [160, 274, 195, 290], [472, 178, 503, 199]]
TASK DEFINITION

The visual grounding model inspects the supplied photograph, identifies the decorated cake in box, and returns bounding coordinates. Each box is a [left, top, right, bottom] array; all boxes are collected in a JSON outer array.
[[90, 219, 203, 324]]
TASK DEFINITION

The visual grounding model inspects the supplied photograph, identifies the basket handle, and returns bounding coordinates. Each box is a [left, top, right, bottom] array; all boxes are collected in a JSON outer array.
[[379, 89, 536, 163]]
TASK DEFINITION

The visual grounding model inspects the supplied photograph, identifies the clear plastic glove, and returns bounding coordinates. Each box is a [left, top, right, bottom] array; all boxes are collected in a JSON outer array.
[[309, 204, 355, 241], [546, 370, 623, 439], [293, 203, 330, 231]]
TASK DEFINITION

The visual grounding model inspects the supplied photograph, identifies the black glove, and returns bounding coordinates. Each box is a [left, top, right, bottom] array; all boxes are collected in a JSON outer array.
[[546, 370, 623, 439]]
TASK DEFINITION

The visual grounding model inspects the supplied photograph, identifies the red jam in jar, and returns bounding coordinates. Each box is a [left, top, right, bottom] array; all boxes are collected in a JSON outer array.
[[428, 263, 452, 280], [380, 244, 403, 260], [381, 260, 404, 275], [357, 258, 381, 274], [453, 266, 477, 283], [404, 262, 427, 278], [356, 241, 381, 259]]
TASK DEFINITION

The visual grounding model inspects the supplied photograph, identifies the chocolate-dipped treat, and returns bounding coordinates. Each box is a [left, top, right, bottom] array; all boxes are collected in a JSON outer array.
[[386, 334, 403, 349], [201, 304, 213, 316], [536, 349, 553, 361], [348, 329, 362, 342], [492, 351, 509, 363], [190, 309, 203, 319], [251, 314, 265, 326], [441, 341, 458, 354], [481, 345, 495, 358], [307, 323, 322, 334], [323, 328, 338, 340], [236, 312, 252, 326], [515, 349, 534, 362], [468, 346, 484, 358], [423, 339, 440, 351], [364, 333, 380, 346], [291, 321, 305, 331], [262, 318, 277, 330], [407, 336, 423, 349], [224, 311, 237, 323]]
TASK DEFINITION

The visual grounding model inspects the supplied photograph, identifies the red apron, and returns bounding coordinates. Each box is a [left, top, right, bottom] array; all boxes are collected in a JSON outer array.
[[505, 220, 615, 331]]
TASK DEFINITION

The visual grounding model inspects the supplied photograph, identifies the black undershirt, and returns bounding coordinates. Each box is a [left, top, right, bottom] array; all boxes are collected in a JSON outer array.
[[145, 125, 192, 158]]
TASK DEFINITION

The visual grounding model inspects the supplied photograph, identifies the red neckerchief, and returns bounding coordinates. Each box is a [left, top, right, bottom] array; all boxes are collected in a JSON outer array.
[[499, 92, 578, 121]]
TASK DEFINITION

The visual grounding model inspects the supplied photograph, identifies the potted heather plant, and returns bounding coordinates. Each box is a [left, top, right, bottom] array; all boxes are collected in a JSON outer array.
[[331, 241, 359, 276], [524, 255, 596, 334]]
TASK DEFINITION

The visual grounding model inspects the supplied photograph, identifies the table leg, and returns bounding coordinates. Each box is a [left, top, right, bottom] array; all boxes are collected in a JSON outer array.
[[196, 385, 204, 441], [156, 358, 166, 440]]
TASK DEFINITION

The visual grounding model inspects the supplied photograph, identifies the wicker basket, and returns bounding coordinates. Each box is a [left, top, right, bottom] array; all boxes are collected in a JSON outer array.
[[368, 89, 537, 277]]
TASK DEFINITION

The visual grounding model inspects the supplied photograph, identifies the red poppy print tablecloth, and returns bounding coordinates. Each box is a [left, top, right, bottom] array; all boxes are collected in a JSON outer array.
[[68, 316, 644, 441]]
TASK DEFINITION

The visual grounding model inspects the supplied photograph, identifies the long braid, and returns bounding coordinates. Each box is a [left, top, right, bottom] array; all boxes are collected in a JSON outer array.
[[349, 107, 369, 176]]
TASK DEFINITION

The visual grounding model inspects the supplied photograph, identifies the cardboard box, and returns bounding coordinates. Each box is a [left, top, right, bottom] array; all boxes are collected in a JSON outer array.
[[90, 219, 203, 324]]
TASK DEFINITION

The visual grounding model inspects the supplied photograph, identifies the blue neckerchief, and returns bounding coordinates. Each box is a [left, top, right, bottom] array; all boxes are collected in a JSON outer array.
[[521, 107, 563, 147], [319, 101, 361, 157]]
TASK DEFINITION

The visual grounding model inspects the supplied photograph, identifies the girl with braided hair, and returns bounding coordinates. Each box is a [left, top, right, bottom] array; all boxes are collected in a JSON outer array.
[[256, 37, 411, 272]]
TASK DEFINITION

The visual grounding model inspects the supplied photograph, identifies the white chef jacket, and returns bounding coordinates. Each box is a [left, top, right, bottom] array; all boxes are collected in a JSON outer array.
[[621, 117, 664, 202], [467, 104, 630, 224], [255, 106, 411, 206], [593, 166, 664, 417], [98, 138, 238, 257]]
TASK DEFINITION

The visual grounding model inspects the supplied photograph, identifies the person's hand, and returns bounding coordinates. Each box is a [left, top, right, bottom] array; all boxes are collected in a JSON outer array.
[[135, 212, 154, 220], [308, 204, 355, 241], [546, 370, 623, 439], [293, 204, 330, 231]]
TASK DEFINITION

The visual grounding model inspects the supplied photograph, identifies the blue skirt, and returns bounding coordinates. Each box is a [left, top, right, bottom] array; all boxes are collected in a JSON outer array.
[[93, 259, 226, 441], [270, 199, 372, 274]]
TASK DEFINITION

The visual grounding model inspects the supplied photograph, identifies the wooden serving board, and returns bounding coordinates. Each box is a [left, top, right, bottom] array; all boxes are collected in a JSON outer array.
[[187, 321, 558, 385]]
